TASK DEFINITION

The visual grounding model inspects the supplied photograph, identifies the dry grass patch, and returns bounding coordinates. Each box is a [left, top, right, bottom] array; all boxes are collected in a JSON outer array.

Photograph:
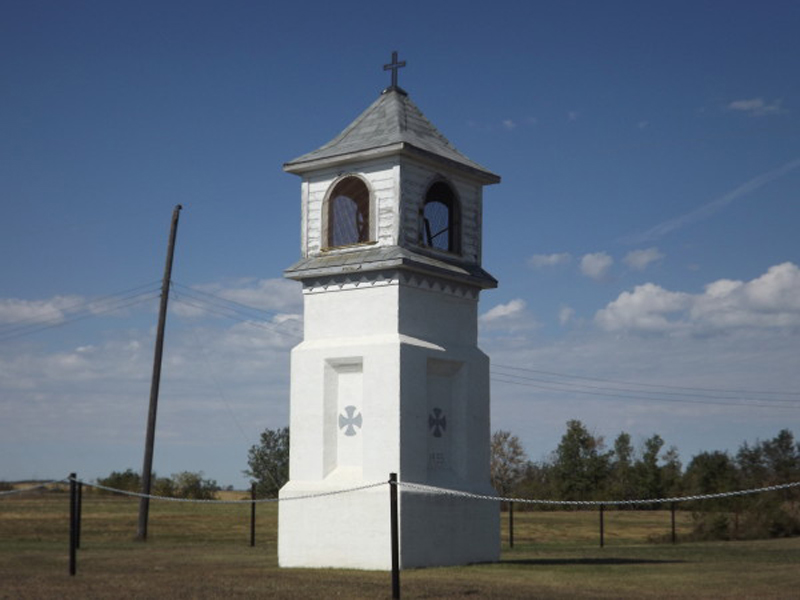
[[2, 491, 799, 598]]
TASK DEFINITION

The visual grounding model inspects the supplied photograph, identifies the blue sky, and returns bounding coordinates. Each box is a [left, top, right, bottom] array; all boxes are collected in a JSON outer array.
[[2, 1, 799, 488]]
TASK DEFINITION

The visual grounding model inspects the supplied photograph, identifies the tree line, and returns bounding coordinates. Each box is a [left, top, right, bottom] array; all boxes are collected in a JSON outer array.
[[86, 428, 290, 501], [491, 420, 800, 539], [96, 469, 222, 500], [87, 420, 797, 541]]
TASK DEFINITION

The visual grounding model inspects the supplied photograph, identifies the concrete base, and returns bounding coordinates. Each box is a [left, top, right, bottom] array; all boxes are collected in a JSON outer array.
[[278, 480, 499, 570], [400, 488, 499, 568], [279, 480, 390, 570]]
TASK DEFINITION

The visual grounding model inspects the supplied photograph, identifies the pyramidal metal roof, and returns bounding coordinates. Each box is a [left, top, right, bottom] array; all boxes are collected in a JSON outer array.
[[284, 88, 500, 184]]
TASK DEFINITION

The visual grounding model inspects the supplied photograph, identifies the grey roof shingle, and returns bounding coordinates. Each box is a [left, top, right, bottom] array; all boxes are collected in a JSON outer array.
[[284, 89, 500, 183]]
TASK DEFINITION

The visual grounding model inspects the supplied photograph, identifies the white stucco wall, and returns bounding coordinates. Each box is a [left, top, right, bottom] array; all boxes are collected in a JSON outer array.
[[278, 278, 498, 570], [281, 141, 498, 570]]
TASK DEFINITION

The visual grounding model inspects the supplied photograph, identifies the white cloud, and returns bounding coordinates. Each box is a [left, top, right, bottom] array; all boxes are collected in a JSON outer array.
[[690, 262, 800, 329], [172, 278, 302, 319], [483, 319, 800, 477], [558, 305, 575, 325], [273, 313, 303, 326], [196, 278, 301, 312], [502, 119, 517, 130], [481, 299, 527, 323], [595, 283, 691, 333], [624, 247, 664, 271], [568, 111, 579, 122], [727, 98, 785, 117], [0, 297, 297, 439], [0, 295, 84, 325], [216, 319, 300, 353], [0, 334, 151, 394], [637, 120, 649, 129], [595, 262, 800, 334], [171, 300, 208, 318], [0, 278, 302, 465], [528, 252, 571, 269], [480, 299, 537, 332], [580, 252, 614, 281], [4, 267, 799, 490]]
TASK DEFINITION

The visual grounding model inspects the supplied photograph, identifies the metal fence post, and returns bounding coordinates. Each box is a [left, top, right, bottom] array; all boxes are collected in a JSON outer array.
[[76, 481, 83, 550], [69, 473, 77, 576], [671, 502, 676, 544], [390, 473, 400, 599], [599, 505, 605, 548], [250, 483, 256, 547], [509, 501, 514, 549]]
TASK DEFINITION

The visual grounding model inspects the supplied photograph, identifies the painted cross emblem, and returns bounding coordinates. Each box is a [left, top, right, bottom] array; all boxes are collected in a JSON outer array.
[[339, 405, 363, 437], [428, 408, 447, 438]]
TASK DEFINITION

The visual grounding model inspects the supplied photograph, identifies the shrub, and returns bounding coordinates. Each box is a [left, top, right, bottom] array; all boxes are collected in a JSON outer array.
[[169, 471, 219, 500], [95, 469, 219, 499], [152, 476, 176, 498], [690, 512, 731, 540], [690, 502, 800, 541], [737, 500, 800, 539], [97, 469, 141, 495]]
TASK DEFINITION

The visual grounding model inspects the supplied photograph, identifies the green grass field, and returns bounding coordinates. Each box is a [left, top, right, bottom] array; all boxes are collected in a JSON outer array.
[[2, 487, 799, 599]]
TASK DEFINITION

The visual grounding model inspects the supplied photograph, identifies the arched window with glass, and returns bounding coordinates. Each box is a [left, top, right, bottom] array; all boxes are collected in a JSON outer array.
[[420, 181, 459, 254], [325, 176, 371, 249]]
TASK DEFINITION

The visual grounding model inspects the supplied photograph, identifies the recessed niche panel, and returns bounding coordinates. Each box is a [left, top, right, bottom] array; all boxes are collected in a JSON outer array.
[[426, 358, 464, 482], [324, 358, 364, 478]]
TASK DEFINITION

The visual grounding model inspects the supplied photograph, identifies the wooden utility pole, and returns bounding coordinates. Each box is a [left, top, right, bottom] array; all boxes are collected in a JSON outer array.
[[137, 204, 182, 541]]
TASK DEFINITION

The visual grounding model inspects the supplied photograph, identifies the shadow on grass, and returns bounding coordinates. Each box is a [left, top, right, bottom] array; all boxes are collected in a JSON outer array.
[[500, 557, 687, 566]]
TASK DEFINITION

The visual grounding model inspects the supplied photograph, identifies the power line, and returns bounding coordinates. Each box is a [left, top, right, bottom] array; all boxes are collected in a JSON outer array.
[[491, 366, 800, 405], [171, 281, 290, 322], [493, 363, 800, 398], [0, 281, 160, 333], [4, 281, 158, 323], [0, 287, 161, 341], [490, 374, 800, 410], [169, 292, 301, 340]]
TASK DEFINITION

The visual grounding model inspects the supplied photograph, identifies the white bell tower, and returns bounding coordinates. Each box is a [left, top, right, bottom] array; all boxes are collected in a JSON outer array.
[[278, 55, 500, 569]]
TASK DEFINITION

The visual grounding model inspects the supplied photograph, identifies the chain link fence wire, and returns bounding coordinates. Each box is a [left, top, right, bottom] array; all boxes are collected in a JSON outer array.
[[395, 480, 800, 506], [65, 476, 386, 504], [5, 476, 797, 506], [8, 475, 788, 506]]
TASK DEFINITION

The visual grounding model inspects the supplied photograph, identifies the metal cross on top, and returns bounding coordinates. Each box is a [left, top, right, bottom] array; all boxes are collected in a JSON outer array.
[[383, 51, 406, 90]]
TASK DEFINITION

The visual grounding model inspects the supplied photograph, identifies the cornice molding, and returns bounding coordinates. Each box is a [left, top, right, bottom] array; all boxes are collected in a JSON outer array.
[[300, 269, 481, 299]]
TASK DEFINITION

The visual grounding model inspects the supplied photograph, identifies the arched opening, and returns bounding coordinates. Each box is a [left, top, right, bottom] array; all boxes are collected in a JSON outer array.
[[421, 181, 459, 253], [326, 177, 371, 248]]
